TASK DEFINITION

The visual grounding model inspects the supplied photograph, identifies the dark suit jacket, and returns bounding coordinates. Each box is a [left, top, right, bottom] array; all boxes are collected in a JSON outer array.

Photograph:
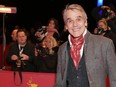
[[6, 41, 35, 72], [54, 31, 116, 87]]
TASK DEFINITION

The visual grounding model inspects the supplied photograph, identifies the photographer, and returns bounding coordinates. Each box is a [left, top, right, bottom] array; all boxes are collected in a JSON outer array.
[[94, 19, 111, 35], [6, 29, 35, 72], [92, 4, 116, 35], [94, 19, 116, 51], [34, 35, 58, 73]]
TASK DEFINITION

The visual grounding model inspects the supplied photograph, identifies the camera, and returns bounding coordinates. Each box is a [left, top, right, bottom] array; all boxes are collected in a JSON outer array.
[[35, 26, 47, 36], [100, 8, 112, 18], [16, 56, 26, 67], [35, 26, 48, 41], [96, 27, 105, 35]]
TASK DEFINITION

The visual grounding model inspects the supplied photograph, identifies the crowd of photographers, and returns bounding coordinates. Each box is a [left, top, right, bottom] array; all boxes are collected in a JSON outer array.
[[92, 4, 116, 51], [4, 4, 116, 72]]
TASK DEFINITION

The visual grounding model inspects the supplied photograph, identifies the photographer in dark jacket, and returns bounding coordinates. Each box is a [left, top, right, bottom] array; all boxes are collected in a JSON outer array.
[[6, 29, 35, 72], [34, 35, 58, 73], [94, 19, 116, 52]]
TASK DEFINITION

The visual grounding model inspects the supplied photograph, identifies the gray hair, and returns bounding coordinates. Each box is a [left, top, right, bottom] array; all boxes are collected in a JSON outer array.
[[63, 4, 88, 24]]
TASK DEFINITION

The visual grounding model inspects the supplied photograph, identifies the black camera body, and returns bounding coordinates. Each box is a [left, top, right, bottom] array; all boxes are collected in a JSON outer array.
[[16, 56, 26, 67], [35, 26, 47, 36], [101, 8, 112, 18], [97, 27, 105, 35], [17, 56, 23, 60]]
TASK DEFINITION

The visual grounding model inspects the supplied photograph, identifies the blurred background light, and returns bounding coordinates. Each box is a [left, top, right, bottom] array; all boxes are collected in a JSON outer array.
[[97, 0, 103, 6]]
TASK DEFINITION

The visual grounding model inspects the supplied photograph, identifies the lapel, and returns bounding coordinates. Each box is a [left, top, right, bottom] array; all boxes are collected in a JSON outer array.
[[84, 31, 96, 78], [60, 41, 69, 80]]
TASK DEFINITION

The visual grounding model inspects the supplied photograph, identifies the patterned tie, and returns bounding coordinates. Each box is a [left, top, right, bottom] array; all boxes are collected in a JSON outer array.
[[70, 35, 84, 69]]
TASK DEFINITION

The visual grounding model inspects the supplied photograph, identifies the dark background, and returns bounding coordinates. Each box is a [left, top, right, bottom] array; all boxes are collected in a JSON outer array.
[[0, 0, 116, 33]]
